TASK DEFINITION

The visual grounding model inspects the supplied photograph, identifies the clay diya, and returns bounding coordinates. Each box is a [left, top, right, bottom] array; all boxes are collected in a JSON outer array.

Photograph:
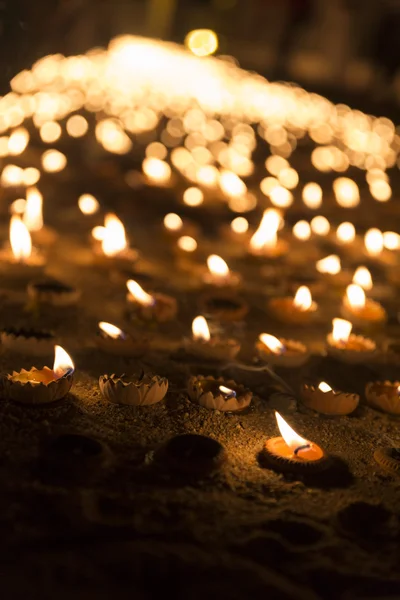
[[248, 208, 287, 259], [99, 372, 168, 406], [126, 279, 177, 323], [261, 411, 329, 473], [301, 381, 359, 416], [2, 345, 74, 405], [27, 279, 81, 306], [268, 286, 318, 326], [256, 333, 309, 367], [316, 254, 352, 288], [199, 291, 248, 322], [203, 254, 241, 287], [326, 318, 376, 364], [184, 316, 240, 361], [341, 284, 386, 329], [187, 375, 252, 412], [365, 381, 400, 415], [96, 321, 148, 357], [374, 447, 400, 477], [0, 327, 55, 356]]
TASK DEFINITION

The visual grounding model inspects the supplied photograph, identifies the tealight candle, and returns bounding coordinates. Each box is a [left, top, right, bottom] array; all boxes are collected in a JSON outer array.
[[261, 412, 329, 473], [23, 186, 57, 247], [184, 315, 240, 361], [187, 375, 252, 412], [316, 254, 351, 287], [126, 279, 177, 323], [203, 254, 241, 287], [353, 266, 373, 290], [92, 213, 138, 269], [3, 345, 74, 405], [96, 321, 148, 357], [301, 381, 359, 415], [0, 215, 45, 282], [365, 381, 400, 415], [341, 284, 386, 328], [256, 333, 309, 367], [248, 209, 287, 258], [268, 286, 318, 325], [326, 318, 376, 363]]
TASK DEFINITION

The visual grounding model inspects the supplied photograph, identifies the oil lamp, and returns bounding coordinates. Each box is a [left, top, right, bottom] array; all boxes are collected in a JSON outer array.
[[0, 215, 45, 282], [374, 447, 400, 478], [248, 209, 287, 258], [365, 381, 400, 415], [96, 321, 148, 357], [256, 333, 309, 367], [187, 375, 252, 412], [326, 318, 376, 363], [301, 381, 359, 415], [184, 315, 240, 361], [27, 279, 81, 307], [341, 284, 386, 328], [126, 279, 177, 323], [93, 213, 138, 269], [268, 286, 318, 325], [0, 327, 55, 356], [23, 186, 57, 247], [203, 254, 241, 287], [99, 372, 168, 405], [316, 254, 351, 287], [3, 345, 74, 404], [261, 412, 329, 473]]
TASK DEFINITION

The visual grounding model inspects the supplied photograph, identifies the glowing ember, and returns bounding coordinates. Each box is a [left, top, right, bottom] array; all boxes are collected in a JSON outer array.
[[336, 222, 356, 244], [292, 220, 311, 241], [53, 345, 74, 378], [192, 315, 210, 341], [102, 213, 127, 256], [164, 213, 183, 231], [293, 286, 313, 311], [316, 255, 341, 275], [98, 321, 126, 340], [332, 318, 352, 343], [23, 187, 43, 231], [318, 382, 332, 393], [353, 266, 373, 290], [346, 284, 366, 310], [310, 216, 330, 236], [230, 216, 249, 234], [259, 333, 285, 355], [10, 215, 32, 261], [275, 412, 309, 454], [78, 194, 99, 215], [364, 228, 383, 256], [126, 280, 155, 307], [207, 254, 229, 278], [177, 236, 197, 252]]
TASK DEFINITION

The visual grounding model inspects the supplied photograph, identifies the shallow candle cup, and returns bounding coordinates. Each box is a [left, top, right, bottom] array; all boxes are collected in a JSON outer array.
[[365, 381, 400, 415], [341, 298, 386, 329], [301, 383, 359, 416], [99, 372, 168, 406], [127, 291, 178, 323], [0, 327, 55, 357], [187, 375, 252, 412], [326, 333, 377, 364], [96, 333, 149, 357], [256, 337, 309, 368], [248, 239, 288, 261], [184, 336, 240, 361], [27, 280, 81, 307], [3, 365, 73, 405], [267, 297, 318, 326], [199, 291, 248, 322]]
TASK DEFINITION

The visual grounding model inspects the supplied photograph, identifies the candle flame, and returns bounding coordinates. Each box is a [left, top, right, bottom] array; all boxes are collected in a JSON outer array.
[[259, 333, 285, 354], [346, 284, 365, 309], [207, 254, 229, 277], [332, 318, 352, 343], [219, 385, 236, 397], [101, 213, 127, 256], [316, 254, 341, 275], [275, 411, 309, 453], [98, 321, 126, 340], [10, 215, 32, 261], [336, 222, 355, 244], [164, 213, 183, 231], [353, 266, 373, 290], [53, 345, 74, 378], [23, 186, 43, 232], [78, 194, 99, 215], [293, 286, 312, 311], [192, 315, 210, 341], [249, 208, 280, 252], [177, 235, 197, 252], [126, 279, 154, 307], [318, 381, 332, 393], [364, 228, 383, 256]]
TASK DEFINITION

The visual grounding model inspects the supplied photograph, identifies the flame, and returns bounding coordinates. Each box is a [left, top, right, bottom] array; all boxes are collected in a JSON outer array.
[[353, 266, 373, 290], [292, 220, 311, 241], [333, 177, 359, 208], [10, 215, 32, 261], [231, 217, 248, 234], [259, 333, 285, 354], [346, 284, 365, 309], [310, 215, 330, 236], [250, 208, 280, 252], [332, 318, 352, 343], [101, 213, 127, 256], [275, 411, 309, 453], [318, 381, 332, 393], [92, 226, 105, 241], [364, 228, 383, 256], [23, 187, 43, 232], [142, 157, 171, 183], [219, 385, 236, 397], [53, 345, 74, 378], [192, 315, 210, 341], [302, 182, 322, 209], [207, 254, 229, 277], [98, 321, 126, 340], [164, 213, 183, 231], [126, 279, 154, 307], [336, 222, 355, 244], [293, 286, 312, 311], [316, 254, 341, 275], [177, 235, 197, 252], [78, 194, 99, 215]]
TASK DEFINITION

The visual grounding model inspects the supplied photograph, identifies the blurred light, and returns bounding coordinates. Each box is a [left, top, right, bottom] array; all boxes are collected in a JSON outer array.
[[40, 121, 62, 143], [42, 149, 67, 172], [302, 183, 322, 209], [292, 220, 311, 241], [231, 216, 249, 234], [383, 231, 400, 250], [66, 114, 89, 137], [164, 213, 183, 231], [333, 177, 360, 208], [364, 228, 383, 256], [177, 235, 197, 252], [336, 222, 355, 244], [185, 29, 218, 57], [311, 215, 330, 236], [183, 186, 204, 206], [78, 193, 99, 215]]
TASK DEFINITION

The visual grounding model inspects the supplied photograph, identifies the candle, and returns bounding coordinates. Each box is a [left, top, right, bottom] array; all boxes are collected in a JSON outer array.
[[261, 412, 328, 473], [341, 284, 386, 328], [0, 215, 45, 282], [23, 186, 57, 247], [365, 381, 400, 415], [316, 254, 350, 286], [126, 279, 177, 322], [184, 315, 240, 361], [203, 254, 241, 287], [256, 333, 309, 367], [268, 285, 317, 325], [248, 209, 287, 258], [187, 374, 252, 411], [92, 213, 138, 268], [3, 345, 74, 404], [353, 266, 373, 290], [96, 321, 148, 357], [301, 381, 359, 415]]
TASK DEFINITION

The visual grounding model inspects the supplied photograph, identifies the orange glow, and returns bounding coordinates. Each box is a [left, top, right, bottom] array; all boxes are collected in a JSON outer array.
[[207, 254, 229, 278], [364, 228, 383, 256], [142, 157, 171, 184], [164, 213, 183, 231], [275, 411, 309, 453], [78, 194, 99, 215], [311, 215, 330, 236], [185, 29, 218, 57], [183, 187, 204, 206], [318, 381, 332, 393], [250, 209, 281, 252], [192, 315, 210, 341], [10, 215, 32, 261], [292, 220, 311, 241], [42, 149, 67, 173], [353, 266, 372, 290], [177, 235, 197, 252], [316, 254, 341, 275], [333, 177, 360, 208], [66, 115, 89, 138], [346, 284, 365, 310], [101, 213, 127, 256], [231, 216, 248, 234], [336, 222, 355, 244], [23, 186, 43, 232]]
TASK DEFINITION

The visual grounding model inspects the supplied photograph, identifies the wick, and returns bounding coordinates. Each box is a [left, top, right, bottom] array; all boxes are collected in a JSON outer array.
[[294, 443, 311, 456]]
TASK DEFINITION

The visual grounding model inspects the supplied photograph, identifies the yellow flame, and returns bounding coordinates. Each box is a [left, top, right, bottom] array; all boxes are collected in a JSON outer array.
[[336, 222, 355, 244], [316, 254, 341, 275], [23, 187, 43, 232], [293, 286, 312, 311], [126, 280, 154, 307], [101, 213, 127, 256], [53, 345, 74, 378], [192, 315, 210, 341], [346, 284, 365, 309], [332, 318, 352, 343], [219, 385, 236, 396], [353, 266, 372, 290], [318, 381, 332, 393], [98, 321, 125, 339], [10, 215, 32, 261], [275, 411, 309, 453], [364, 228, 383, 256], [302, 182, 322, 209], [250, 208, 280, 252], [259, 333, 285, 354], [164, 213, 183, 231], [207, 254, 229, 277]]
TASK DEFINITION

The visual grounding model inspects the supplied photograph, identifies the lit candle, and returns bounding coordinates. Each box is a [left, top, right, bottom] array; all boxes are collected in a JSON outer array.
[[353, 266, 373, 290], [23, 186, 57, 247], [316, 254, 351, 287], [268, 286, 317, 325], [97, 321, 148, 357], [327, 317, 376, 363], [0, 215, 45, 281], [93, 213, 138, 268], [204, 254, 240, 287], [341, 284, 386, 328], [187, 374, 252, 412], [248, 209, 287, 258], [301, 381, 359, 415], [126, 279, 177, 323], [184, 315, 240, 361], [256, 333, 309, 367]]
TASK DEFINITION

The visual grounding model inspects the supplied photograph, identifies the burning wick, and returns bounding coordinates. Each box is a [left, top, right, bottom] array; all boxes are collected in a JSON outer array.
[[98, 321, 127, 340], [275, 411, 312, 457], [192, 315, 210, 341], [219, 385, 236, 398], [259, 333, 286, 355], [53, 345, 75, 378], [318, 381, 332, 393], [126, 280, 155, 307]]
